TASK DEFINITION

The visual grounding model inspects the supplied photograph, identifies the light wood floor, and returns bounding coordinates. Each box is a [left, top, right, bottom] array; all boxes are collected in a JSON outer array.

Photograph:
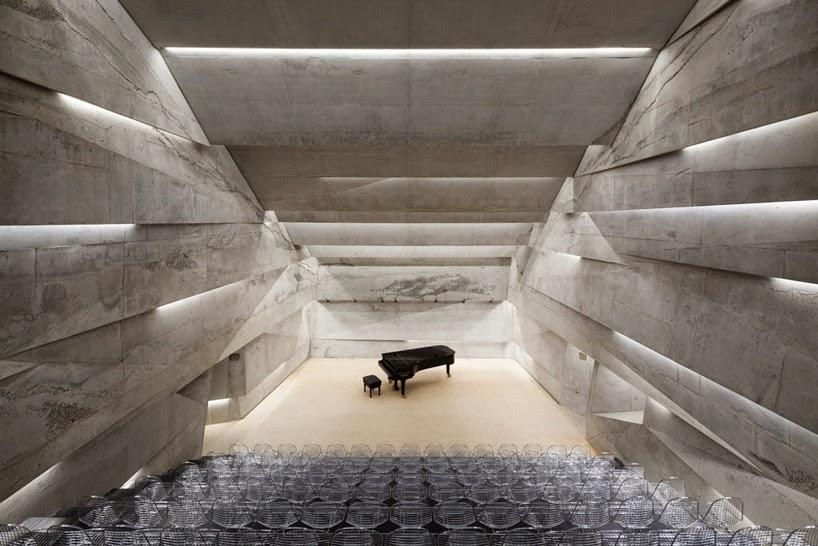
[[203, 358, 591, 454]]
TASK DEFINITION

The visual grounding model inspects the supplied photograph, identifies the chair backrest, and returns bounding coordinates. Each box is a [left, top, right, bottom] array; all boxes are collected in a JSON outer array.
[[703, 497, 744, 529], [433, 501, 476, 529], [785, 526, 818, 546], [438, 528, 488, 546], [300, 501, 347, 530], [670, 528, 716, 546], [658, 497, 699, 529], [614, 530, 660, 546], [611, 495, 655, 529], [390, 502, 433, 528], [386, 529, 433, 546], [728, 526, 775, 546], [565, 499, 610, 529], [255, 499, 302, 529], [345, 501, 389, 529]]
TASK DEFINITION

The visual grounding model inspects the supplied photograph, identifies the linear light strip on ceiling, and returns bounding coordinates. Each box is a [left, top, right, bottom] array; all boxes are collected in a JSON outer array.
[[163, 47, 654, 58]]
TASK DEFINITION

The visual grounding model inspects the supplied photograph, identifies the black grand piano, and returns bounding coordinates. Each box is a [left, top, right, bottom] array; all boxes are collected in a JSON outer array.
[[378, 345, 455, 397]]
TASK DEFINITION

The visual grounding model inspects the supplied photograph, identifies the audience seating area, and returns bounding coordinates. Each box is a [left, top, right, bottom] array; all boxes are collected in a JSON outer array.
[[1, 444, 815, 546]]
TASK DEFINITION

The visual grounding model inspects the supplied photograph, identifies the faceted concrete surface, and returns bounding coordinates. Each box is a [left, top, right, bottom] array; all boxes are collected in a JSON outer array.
[[203, 358, 591, 453], [122, 0, 696, 48]]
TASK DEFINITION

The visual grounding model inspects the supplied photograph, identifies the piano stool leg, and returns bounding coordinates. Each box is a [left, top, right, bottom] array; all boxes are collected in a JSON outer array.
[[369, 387, 372, 398], [378, 385, 381, 395], [393, 380, 399, 390], [446, 364, 451, 377], [400, 379, 406, 397], [363, 382, 366, 392]]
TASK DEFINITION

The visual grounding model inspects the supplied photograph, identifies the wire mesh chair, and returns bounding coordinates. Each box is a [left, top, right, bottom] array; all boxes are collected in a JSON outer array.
[[136, 477, 171, 501], [560, 529, 603, 546], [172, 476, 208, 501], [507, 479, 538, 503], [475, 502, 522, 530], [437, 528, 490, 546], [657, 498, 699, 529], [318, 455, 344, 474], [521, 444, 543, 461], [521, 500, 564, 529], [301, 502, 347, 529], [565, 499, 610, 529], [651, 478, 685, 506], [497, 444, 519, 459], [316, 480, 354, 503], [276, 529, 327, 546], [473, 445, 494, 458], [160, 528, 211, 546], [331, 529, 381, 546], [212, 529, 265, 546], [208, 476, 244, 499], [397, 459, 424, 474], [448, 445, 471, 458], [456, 471, 485, 488], [278, 444, 300, 463], [119, 496, 164, 528], [784, 526, 818, 546], [427, 474, 461, 488], [400, 445, 422, 458], [335, 469, 366, 488], [542, 474, 578, 503], [424, 457, 451, 475], [355, 480, 392, 503], [613, 478, 649, 501], [728, 527, 775, 546], [433, 501, 476, 529], [468, 482, 504, 504], [210, 498, 255, 528], [301, 464, 329, 487], [244, 477, 278, 502], [350, 444, 373, 459], [166, 498, 209, 528], [428, 483, 468, 503], [371, 457, 397, 474], [0, 524, 31, 546], [477, 457, 506, 475], [577, 477, 612, 501], [280, 478, 317, 504], [386, 529, 433, 546], [302, 444, 324, 460], [614, 530, 661, 546], [670, 528, 717, 546], [77, 496, 123, 527], [703, 498, 744, 530], [390, 502, 433, 528], [392, 482, 428, 503], [345, 502, 390, 529], [27, 526, 90, 546], [86, 526, 154, 546], [326, 444, 348, 458], [498, 529, 542, 546], [488, 469, 517, 488], [255, 499, 302, 529], [425, 444, 446, 458], [611, 496, 655, 529]]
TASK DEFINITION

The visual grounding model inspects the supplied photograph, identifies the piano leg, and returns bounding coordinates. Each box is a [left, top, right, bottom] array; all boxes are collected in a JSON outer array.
[[446, 364, 451, 377], [393, 379, 399, 391], [400, 379, 406, 397]]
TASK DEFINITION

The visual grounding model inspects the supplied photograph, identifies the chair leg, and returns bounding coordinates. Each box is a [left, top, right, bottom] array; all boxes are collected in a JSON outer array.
[[369, 387, 372, 398]]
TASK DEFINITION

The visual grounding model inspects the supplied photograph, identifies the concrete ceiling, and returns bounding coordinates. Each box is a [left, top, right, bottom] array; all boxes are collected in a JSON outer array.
[[121, 0, 696, 48], [120, 1, 694, 265]]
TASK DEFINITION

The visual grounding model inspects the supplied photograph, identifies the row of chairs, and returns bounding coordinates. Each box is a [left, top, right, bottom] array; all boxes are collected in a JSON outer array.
[[224, 445, 596, 462], [3, 524, 816, 546], [138, 474, 677, 505], [76, 496, 740, 531]]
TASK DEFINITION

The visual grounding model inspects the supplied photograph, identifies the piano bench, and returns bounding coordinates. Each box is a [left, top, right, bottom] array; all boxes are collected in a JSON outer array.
[[363, 375, 382, 397]]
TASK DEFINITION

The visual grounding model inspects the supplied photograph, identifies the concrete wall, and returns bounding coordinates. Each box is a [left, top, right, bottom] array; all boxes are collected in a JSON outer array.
[[511, 0, 818, 526], [311, 264, 513, 358], [0, 0, 315, 519]]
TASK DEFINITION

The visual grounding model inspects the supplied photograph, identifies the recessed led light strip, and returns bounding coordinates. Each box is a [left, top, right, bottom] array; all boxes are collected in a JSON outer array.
[[163, 47, 654, 59]]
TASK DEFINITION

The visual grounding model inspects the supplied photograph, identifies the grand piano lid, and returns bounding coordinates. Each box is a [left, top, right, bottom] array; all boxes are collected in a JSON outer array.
[[381, 345, 455, 361]]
